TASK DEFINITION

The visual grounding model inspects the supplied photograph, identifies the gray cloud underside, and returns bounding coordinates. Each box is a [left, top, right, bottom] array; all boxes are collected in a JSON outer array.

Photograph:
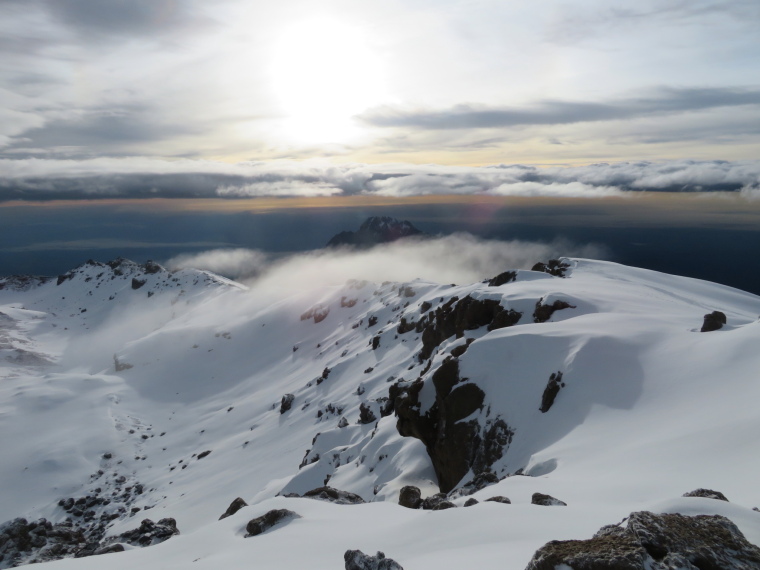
[[360, 87, 760, 130], [1, 158, 759, 201]]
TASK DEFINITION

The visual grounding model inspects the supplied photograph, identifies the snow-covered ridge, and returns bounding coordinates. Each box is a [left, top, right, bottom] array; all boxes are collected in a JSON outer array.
[[1, 257, 759, 569]]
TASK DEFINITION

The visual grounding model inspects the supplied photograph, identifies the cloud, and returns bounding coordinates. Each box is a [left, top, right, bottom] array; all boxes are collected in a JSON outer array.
[[165, 235, 608, 292], [358, 87, 760, 130], [166, 248, 271, 280], [1, 157, 759, 201]]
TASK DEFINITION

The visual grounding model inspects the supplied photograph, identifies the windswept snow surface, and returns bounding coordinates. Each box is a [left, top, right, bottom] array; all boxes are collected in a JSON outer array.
[[1, 257, 760, 569]]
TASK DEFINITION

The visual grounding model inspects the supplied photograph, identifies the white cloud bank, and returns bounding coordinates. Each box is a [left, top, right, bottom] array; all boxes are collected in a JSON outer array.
[[1, 158, 759, 201], [166, 234, 608, 291]]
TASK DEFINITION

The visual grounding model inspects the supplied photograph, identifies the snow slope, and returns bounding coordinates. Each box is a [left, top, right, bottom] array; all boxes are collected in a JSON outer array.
[[1, 257, 759, 569]]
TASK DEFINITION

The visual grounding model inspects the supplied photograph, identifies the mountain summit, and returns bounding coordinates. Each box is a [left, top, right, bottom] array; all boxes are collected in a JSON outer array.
[[326, 216, 424, 248]]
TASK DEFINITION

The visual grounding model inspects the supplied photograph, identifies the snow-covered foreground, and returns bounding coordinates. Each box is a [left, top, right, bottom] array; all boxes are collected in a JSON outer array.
[[1, 256, 759, 569]]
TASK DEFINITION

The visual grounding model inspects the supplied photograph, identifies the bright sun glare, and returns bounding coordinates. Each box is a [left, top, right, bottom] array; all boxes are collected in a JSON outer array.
[[270, 18, 387, 145]]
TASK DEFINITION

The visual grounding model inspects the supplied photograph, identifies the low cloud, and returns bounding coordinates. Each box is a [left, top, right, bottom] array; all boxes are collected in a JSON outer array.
[[165, 235, 608, 292], [358, 87, 760, 130], [1, 157, 759, 201], [167, 248, 270, 280]]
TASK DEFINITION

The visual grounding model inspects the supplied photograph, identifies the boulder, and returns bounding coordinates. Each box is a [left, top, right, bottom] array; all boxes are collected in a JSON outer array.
[[421, 493, 457, 510], [464, 498, 479, 507], [488, 271, 517, 286], [485, 496, 512, 504], [219, 497, 248, 520], [245, 509, 299, 537], [280, 394, 295, 414], [539, 371, 563, 413], [533, 299, 576, 323], [398, 486, 422, 509], [531, 493, 567, 506], [701, 311, 727, 332], [116, 518, 179, 546], [525, 510, 760, 570], [344, 549, 404, 570]]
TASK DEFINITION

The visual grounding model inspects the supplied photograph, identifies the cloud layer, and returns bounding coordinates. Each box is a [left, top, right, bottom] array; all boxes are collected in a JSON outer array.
[[166, 234, 608, 290], [1, 158, 759, 201]]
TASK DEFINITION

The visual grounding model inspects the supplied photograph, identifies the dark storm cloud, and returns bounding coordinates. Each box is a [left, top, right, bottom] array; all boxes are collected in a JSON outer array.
[[0, 158, 758, 201], [359, 87, 760, 130]]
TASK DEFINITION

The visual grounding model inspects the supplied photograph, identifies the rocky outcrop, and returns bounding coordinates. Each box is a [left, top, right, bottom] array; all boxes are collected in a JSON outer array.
[[219, 497, 248, 520], [539, 371, 564, 413], [533, 299, 576, 323], [358, 403, 377, 425], [531, 493, 567, 506], [488, 271, 517, 286], [525, 511, 760, 570], [327, 216, 423, 248], [450, 471, 500, 498], [300, 304, 330, 324], [683, 488, 729, 501], [485, 496, 512, 504], [701, 311, 727, 332], [299, 486, 366, 505], [398, 486, 422, 509], [0, 518, 86, 567], [245, 509, 299, 537], [344, 549, 404, 570], [390, 358, 513, 493], [531, 259, 571, 277]]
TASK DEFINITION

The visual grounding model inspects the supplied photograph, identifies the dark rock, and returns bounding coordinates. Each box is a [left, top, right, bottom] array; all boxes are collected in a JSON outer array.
[[245, 509, 299, 537], [358, 403, 377, 425], [531, 259, 570, 277], [421, 493, 457, 510], [338, 416, 349, 428], [301, 486, 366, 505], [525, 510, 760, 570], [488, 308, 522, 331], [683, 488, 729, 501], [532, 493, 567, 506], [539, 371, 563, 413], [280, 394, 295, 414], [452, 471, 500, 497], [131, 278, 146, 290], [368, 315, 378, 327], [344, 549, 404, 570], [116, 518, 179, 547], [488, 271, 517, 286], [533, 299, 576, 323], [142, 260, 163, 274], [197, 450, 212, 459], [464, 498, 479, 507], [391, 358, 510, 494], [372, 336, 381, 350], [701, 311, 727, 332], [327, 216, 423, 248], [420, 301, 432, 313], [450, 338, 475, 357], [398, 486, 422, 509], [219, 497, 248, 520], [485, 496, 512, 504]]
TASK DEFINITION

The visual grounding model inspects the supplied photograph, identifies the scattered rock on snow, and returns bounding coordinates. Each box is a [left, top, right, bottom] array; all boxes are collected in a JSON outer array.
[[682, 488, 729, 501], [531, 493, 567, 506], [421, 493, 457, 510], [245, 509, 299, 537], [280, 393, 295, 414], [116, 518, 179, 546], [539, 371, 564, 413], [701, 311, 727, 332], [219, 497, 248, 520], [344, 549, 404, 570], [525, 510, 760, 570], [398, 486, 422, 509], [300, 486, 366, 505], [485, 496, 512, 504]]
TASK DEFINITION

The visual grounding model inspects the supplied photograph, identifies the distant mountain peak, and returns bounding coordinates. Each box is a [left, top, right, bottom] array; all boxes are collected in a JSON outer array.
[[327, 216, 424, 248]]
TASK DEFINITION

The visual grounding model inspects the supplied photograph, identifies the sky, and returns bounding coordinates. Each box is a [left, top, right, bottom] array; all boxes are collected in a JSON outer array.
[[0, 0, 759, 202], [2, 0, 760, 292]]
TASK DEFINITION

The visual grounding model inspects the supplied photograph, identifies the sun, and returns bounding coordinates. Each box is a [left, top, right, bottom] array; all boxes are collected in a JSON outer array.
[[269, 18, 387, 145]]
